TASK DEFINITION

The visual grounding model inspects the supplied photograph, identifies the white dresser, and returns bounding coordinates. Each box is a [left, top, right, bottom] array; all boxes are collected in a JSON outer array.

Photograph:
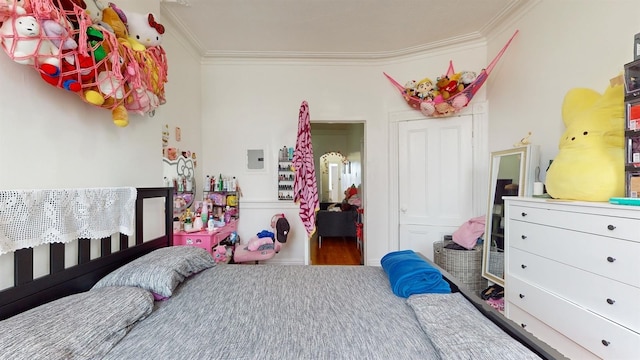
[[504, 197, 640, 360]]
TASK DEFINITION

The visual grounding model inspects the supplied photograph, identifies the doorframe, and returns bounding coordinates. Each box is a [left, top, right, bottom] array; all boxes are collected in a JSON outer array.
[[387, 102, 489, 252], [306, 120, 367, 266]]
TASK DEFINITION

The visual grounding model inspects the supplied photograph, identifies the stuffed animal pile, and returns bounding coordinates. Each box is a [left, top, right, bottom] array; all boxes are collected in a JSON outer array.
[[545, 83, 625, 201], [0, 0, 168, 127], [401, 69, 478, 117]]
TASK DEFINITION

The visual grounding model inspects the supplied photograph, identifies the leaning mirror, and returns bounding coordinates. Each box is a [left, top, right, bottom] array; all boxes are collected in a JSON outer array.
[[482, 145, 539, 286]]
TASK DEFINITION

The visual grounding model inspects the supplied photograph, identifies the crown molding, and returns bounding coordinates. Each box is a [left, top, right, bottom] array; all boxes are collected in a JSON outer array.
[[162, 0, 537, 62]]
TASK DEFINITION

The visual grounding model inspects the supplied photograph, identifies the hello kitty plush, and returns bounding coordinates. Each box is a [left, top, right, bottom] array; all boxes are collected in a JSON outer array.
[[126, 11, 165, 48], [0, 8, 61, 70]]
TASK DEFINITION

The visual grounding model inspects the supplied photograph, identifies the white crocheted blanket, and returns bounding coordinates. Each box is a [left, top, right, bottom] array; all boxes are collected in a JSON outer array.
[[0, 187, 137, 255]]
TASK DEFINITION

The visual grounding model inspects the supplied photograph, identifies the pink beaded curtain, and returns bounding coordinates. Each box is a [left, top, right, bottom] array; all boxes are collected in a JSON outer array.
[[292, 101, 319, 237]]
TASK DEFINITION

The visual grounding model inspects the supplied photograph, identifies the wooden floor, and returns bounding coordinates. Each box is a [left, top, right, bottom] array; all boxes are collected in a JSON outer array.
[[310, 235, 362, 265]]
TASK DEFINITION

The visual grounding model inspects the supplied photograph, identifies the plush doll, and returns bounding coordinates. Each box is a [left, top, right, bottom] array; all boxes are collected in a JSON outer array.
[[420, 101, 435, 116], [436, 75, 463, 100], [84, 0, 112, 32], [459, 71, 477, 89], [41, 18, 78, 52], [213, 245, 227, 263], [126, 11, 164, 48], [415, 77, 435, 100], [0, 8, 61, 73], [404, 80, 416, 97], [545, 83, 625, 201]]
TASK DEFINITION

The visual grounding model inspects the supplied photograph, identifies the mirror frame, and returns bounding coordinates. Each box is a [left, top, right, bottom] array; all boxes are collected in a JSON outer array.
[[481, 146, 533, 286]]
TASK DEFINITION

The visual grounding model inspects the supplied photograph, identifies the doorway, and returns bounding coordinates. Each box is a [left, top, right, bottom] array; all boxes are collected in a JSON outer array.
[[309, 122, 365, 265]]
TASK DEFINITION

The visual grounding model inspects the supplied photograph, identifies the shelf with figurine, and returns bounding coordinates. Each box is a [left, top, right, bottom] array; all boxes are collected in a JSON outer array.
[[202, 174, 240, 222]]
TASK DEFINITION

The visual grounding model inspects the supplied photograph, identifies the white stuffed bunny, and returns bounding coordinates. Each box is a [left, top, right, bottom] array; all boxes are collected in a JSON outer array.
[[0, 8, 60, 71]]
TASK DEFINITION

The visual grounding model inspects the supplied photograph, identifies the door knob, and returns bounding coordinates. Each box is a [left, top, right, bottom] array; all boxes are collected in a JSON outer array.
[[521, 212, 527, 217], [521, 235, 527, 239], [607, 256, 616, 263], [607, 224, 616, 230]]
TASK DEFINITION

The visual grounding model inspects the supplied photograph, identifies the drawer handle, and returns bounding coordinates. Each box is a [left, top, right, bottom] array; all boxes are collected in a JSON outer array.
[[606, 298, 615, 305], [521, 212, 527, 217], [607, 224, 616, 231], [520, 323, 527, 328], [601, 340, 610, 347], [519, 294, 525, 299], [521, 264, 527, 269], [607, 256, 616, 263], [521, 235, 527, 240]]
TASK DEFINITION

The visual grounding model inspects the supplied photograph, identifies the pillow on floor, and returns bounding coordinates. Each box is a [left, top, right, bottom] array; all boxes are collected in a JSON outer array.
[[407, 292, 541, 360], [92, 246, 216, 298], [0, 286, 153, 360]]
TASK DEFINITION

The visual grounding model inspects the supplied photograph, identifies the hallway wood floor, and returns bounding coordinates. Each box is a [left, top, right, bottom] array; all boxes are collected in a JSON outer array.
[[310, 236, 362, 265]]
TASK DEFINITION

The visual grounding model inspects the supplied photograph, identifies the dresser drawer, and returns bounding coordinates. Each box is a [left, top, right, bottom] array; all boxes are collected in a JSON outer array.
[[507, 275, 640, 360], [508, 220, 640, 287], [507, 304, 597, 360], [508, 204, 640, 241], [508, 248, 640, 332]]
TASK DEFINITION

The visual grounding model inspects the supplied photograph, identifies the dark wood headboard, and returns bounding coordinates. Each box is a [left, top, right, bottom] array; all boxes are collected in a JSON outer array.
[[0, 187, 173, 320]]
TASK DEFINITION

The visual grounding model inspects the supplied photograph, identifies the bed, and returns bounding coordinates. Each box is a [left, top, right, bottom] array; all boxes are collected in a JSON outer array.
[[0, 187, 565, 360]]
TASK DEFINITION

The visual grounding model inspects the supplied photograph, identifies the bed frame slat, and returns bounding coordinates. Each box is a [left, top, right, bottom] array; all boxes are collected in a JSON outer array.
[[119, 234, 129, 250], [50, 243, 65, 274], [78, 239, 91, 264], [101, 237, 111, 256], [14, 248, 34, 286]]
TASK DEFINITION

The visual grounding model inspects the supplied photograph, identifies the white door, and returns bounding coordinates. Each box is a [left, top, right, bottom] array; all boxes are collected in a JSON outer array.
[[398, 115, 474, 259]]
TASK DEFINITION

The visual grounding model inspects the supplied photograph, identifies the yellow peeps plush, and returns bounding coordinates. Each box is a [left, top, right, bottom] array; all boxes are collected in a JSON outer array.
[[545, 83, 625, 201]]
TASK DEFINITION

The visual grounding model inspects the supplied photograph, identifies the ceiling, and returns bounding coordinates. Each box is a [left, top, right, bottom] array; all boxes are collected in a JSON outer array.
[[160, 0, 535, 59]]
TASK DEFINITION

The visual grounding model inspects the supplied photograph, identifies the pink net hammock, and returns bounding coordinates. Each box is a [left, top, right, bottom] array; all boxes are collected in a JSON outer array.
[[384, 30, 518, 118], [0, 0, 168, 127]]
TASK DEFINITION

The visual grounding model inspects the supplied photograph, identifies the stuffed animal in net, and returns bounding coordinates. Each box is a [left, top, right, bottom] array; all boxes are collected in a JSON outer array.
[[0, 1, 168, 127], [545, 82, 625, 201]]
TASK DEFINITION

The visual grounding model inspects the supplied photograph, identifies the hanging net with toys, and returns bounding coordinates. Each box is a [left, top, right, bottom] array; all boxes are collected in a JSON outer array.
[[384, 30, 518, 118], [0, 0, 168, 127]]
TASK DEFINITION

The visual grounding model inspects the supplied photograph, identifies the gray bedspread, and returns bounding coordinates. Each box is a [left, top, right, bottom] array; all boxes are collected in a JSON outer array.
[[102, 265, 439, 360]]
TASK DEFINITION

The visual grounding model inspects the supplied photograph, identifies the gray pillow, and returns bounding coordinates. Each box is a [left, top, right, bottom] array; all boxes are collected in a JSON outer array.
[[407, 292, 541, 360], [92, 246, 216, 298], [0, 286, 153, 360]]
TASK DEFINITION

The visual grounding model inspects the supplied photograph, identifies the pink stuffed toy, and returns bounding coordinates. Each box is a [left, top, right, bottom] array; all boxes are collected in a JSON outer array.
[[246, 235, 274, 251], [213, 245, 227, 263]]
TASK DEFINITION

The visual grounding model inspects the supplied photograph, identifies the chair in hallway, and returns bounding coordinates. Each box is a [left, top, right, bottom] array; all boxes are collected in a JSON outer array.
[[233, 214, 290, 264]]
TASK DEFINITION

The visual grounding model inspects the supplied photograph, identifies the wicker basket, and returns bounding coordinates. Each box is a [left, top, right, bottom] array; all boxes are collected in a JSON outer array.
[[488, 249, 504, 279], [433, 239, 487, 296]]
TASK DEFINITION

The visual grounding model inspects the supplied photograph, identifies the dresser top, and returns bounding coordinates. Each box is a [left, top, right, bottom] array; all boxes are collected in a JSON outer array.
[[503, 196, 640, 215]]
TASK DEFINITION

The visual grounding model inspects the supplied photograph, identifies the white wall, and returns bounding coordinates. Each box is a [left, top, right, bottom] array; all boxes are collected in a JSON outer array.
[[201, 45, 488, 265], [487, 0, 640, 181], [0, 0, 203, 288]]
